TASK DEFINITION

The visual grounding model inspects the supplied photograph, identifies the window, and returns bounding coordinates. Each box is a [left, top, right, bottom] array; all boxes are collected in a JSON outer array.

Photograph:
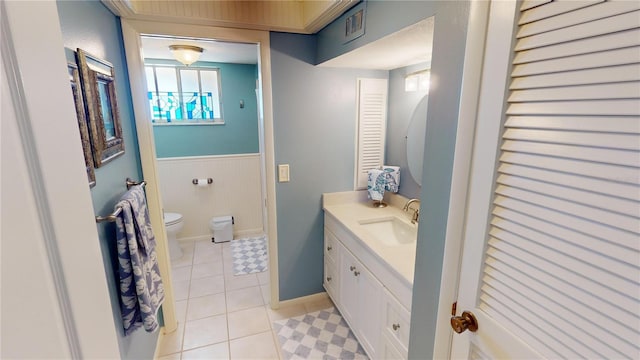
[[145, 65, 223, 124]]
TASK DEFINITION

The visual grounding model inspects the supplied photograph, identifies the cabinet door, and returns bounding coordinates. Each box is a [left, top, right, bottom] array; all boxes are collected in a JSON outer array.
[[339, 246, 382, 359], [338, 246, 359, 328], [355, 261, 382, 358]]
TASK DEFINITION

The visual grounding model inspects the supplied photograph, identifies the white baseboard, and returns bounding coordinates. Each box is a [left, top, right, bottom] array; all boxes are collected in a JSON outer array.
[[177, 229, 265, 244], [177, 234, 212, 243], [276, 292, 328, 310], [234, 228, 265, 238]]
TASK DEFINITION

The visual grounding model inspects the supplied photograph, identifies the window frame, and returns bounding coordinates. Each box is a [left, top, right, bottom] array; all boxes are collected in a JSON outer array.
[[145, 64, 224, 125]]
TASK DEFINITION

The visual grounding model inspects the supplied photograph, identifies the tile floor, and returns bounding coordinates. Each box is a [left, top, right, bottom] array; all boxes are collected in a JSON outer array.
[[157, 238, 335, 360]]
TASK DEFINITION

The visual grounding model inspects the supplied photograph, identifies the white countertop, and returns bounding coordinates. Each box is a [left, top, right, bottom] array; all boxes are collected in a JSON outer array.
[[322, 191, 417, 286]]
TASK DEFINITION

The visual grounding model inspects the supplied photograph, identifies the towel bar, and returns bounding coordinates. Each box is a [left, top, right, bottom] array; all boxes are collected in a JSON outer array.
[[126, 178, 146, 190], [95, 178, 146, 223]]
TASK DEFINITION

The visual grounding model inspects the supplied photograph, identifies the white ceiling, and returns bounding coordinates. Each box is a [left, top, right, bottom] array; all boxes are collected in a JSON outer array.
[[141, 36, 259, 64], [318, 17, 435, 70]]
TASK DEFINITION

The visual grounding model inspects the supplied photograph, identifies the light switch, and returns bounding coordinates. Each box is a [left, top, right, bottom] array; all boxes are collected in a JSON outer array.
[[278, 164, 290, 182]]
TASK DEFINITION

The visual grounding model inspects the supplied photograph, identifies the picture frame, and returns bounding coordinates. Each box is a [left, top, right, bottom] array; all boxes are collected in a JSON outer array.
[[76, 48, 124, 167], [68, 62, 96, 187]]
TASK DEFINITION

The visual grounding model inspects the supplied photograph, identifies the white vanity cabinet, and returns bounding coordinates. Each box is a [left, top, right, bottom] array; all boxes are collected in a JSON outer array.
[[323, 212, 412, 360]]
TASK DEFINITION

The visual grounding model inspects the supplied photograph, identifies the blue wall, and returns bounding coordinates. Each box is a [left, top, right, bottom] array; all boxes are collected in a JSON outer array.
[[317, 2, 471, 358], [270, 32, 387, 300], [57, 1, 157, 359], [149, 60, 259, 158], [386, 62, 430, 200]]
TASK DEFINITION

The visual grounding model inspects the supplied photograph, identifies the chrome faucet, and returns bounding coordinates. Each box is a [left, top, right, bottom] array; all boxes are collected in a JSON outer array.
[[403, 199, 420, 224]]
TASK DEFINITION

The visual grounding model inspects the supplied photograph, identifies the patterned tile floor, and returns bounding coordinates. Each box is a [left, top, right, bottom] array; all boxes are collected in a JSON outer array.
[[156, 238, 358, 360], [274, 307, 368, 360]]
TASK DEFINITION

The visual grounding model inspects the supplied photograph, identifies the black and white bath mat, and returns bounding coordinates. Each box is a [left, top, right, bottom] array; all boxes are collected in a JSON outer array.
[[230, 235, 268, 275], [273, 307, 368, 360]]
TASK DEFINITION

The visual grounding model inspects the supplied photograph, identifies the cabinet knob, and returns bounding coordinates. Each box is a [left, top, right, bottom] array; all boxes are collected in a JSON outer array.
[[354, 271, 360, 276], [392, 323, 400, 331], [327, 245, 332, 251], [326, 276, 332, 282], [350, 266, 356, 271]]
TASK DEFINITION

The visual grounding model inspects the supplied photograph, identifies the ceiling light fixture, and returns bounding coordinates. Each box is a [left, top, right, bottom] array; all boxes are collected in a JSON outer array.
[[169, 45, 204, 66]]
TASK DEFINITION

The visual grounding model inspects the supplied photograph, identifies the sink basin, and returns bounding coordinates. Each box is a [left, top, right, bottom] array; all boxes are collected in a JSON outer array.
[[358, 216, 417, 246]]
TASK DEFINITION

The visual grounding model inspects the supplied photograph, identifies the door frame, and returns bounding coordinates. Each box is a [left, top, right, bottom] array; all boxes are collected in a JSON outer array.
[[1, 1, 121, 357], [120, 19, 280, 332]]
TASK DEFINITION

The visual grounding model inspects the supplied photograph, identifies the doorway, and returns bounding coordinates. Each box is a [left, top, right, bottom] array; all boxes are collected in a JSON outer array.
[[120, 20, 279, 334], [140, 36, 265, 243]]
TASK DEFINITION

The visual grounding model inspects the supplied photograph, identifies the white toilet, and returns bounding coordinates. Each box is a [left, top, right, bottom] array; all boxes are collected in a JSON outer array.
[[164, 212, 184, 260]]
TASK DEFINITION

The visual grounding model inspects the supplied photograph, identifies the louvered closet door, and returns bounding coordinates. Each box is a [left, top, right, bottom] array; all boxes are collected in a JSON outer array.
[[451, 1, 640, 358], [355, 78, 388, 189]]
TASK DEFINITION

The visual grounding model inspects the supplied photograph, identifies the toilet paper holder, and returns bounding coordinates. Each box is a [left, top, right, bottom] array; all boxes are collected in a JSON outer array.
[[192, 178, 213, 185]]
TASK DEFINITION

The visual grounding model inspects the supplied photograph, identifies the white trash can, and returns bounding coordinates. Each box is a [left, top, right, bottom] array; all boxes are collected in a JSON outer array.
[[210, 216, 233, 243]]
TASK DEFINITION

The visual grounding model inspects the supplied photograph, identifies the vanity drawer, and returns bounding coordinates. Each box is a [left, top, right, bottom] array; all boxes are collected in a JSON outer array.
[[323, 259, 339, 301], [324, 228, 339, 263], [382, 288, 411, 352]]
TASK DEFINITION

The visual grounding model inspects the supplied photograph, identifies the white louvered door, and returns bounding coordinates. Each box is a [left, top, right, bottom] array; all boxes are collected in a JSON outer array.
[[451, 1, 640, 359], [355, 78, 388, 189]]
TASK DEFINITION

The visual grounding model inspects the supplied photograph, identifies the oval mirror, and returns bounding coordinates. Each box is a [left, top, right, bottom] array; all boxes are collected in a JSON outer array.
[[406, 95, 429, 186]]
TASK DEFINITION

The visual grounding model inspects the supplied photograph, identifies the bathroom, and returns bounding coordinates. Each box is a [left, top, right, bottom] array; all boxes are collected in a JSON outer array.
[[5, 0, 472, 359], [136, 11, 435, 357], [14, 0, 469, 358], [132, 4, 442, 356], [142, 39, 265, 251], [5, 0, 639, 358]]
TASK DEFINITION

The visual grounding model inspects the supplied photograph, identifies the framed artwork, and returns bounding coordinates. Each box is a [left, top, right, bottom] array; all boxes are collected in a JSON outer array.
[[68, 62, 96, 187], [77, 48, 124, 167]]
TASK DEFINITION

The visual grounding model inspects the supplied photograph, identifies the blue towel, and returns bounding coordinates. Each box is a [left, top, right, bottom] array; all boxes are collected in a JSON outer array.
[[367, 169, 386, 201], [115, 185, 165, 336]]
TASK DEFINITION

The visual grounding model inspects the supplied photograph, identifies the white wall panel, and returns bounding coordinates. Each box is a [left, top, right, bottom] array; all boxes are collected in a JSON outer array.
[[157, 154, 264, 240]]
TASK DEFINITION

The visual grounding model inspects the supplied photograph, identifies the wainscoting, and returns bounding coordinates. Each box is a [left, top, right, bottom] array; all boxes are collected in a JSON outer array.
[[157, 154, 264, 241]]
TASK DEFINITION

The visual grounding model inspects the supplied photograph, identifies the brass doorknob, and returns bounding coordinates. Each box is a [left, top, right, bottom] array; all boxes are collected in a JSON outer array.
[[450, 311, 478, 333]]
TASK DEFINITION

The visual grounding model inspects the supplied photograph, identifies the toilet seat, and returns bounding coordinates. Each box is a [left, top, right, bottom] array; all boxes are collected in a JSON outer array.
[[164, 212, 183, 226]]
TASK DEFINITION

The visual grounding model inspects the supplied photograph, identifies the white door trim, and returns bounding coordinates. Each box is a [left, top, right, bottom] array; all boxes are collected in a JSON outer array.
[[120, 21, 280, 330], [1, 1, 120, 358], [432, 0, 493, 358]]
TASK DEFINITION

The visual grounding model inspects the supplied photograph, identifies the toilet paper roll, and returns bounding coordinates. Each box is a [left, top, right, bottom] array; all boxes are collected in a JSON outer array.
[[193, 178, 212, 186]]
